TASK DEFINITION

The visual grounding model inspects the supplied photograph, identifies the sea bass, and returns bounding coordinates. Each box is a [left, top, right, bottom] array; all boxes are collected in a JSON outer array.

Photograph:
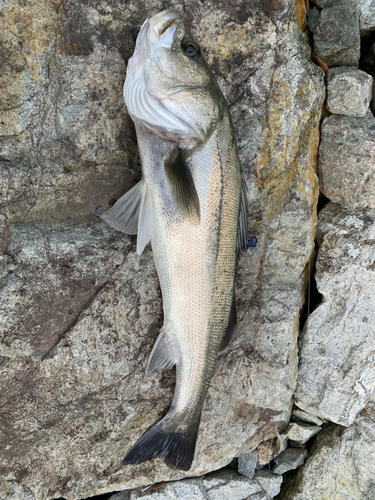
[[101, 8, 247, 471]]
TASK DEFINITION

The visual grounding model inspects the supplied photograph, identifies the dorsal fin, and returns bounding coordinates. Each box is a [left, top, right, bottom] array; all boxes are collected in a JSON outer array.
[[164, 149, 200, 225], [145, 329, 175, 377], [237, 177, 248, 258], [220, 290, 237, 351]]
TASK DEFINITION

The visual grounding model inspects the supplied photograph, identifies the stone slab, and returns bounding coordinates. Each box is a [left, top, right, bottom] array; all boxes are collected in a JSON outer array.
[[312, 1, 360, 67], [295, 203, 375, 426], [318, 111, 375, 209], [326, 66, 373, 117]]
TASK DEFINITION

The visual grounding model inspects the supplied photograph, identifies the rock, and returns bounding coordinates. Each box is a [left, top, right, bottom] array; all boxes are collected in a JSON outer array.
[[0, 0, 325, 498], [253, 470, 283, 498], [292, 409, 324, 426], [272, 447, 307, 475], [203, 468, 282, 500], [307, 6, 320, 32], [280, 422, 321, 444], [326, 67, 373, 117], [124, 478, 207, 500], [311, 1, 360, 67], [238, 450, 258, 480], [355, 0, 375, 35], [278, 400, 375, 500], [257, 440, 276, 466], [318, 111, 375, 209], [313, 0, 375, 35], [110, 468, 283, 500], [295, 203, 375, 426]]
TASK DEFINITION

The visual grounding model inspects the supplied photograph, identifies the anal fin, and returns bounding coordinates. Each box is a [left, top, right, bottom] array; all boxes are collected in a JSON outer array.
[[145, 329, 175, 377], [220, 290, 237, 351]]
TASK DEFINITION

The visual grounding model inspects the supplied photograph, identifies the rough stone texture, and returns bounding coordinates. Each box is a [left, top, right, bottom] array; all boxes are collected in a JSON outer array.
[[292, 409, 324, 426], [326, 66, 373, 117], [311, 1, 361, 67], [355, 0, 375, 35], [272, 447, 307, 475], [109, 468, 283, 500], [203, 468, 282, 500], [280, 422, 321, 444], [314, 0, 375, 35], [238, 450, 258, 480], [0, 0, 325, 499], [295, 203, 375, 426], [279, 399, 375, 500], [318, 110, 375, 209]]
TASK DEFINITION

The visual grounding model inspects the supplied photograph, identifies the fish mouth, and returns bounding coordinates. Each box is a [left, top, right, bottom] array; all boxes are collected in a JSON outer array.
[[148, 9, 181, 36], [147, 9, 181, 48]]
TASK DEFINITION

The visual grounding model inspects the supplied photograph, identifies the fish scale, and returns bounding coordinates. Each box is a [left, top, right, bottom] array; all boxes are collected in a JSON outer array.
[[101, 8, 247, 471]]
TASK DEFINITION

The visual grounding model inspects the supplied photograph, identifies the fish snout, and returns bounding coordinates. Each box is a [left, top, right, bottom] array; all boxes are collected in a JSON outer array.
[[148, 9, 181, 43]]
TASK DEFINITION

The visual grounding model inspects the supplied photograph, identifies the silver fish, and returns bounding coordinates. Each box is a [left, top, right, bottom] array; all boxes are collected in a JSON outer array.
[[101, 8, 247, 471]]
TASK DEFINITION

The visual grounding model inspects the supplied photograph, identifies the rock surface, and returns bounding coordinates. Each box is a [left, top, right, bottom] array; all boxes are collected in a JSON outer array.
[[313, 0, 375, 36], [279, 398, 375, 500], [272, 447, 307, 475], [355, 0, 375, 35], [318, 110, 375, 208], [326, 66, 373, 117], [295, 203, 375, 426], [280, 422, 321, 444], [109, 468, 283, 500], [311, 1, 360, 67], [0, 0, 325, 499], [238, 450, 258, 480]]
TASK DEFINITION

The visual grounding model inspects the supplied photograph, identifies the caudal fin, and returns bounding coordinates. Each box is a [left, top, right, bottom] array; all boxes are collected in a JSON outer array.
[[122, 415, 200, 471]]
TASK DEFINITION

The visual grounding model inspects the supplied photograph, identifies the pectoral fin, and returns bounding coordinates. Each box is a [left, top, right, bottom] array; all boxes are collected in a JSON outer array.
[[136, 181, 151, 255], [100, 179, 151, 255], [145, 329, 175, 377], [100, 181, 144, 234], [164, 149, 200, 224]]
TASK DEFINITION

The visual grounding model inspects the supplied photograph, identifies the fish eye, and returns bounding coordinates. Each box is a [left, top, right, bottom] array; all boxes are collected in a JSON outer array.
[[182, 42, 200, 60]]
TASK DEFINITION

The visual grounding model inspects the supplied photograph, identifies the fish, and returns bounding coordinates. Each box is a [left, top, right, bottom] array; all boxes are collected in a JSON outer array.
[[101, 8, 247, 471]]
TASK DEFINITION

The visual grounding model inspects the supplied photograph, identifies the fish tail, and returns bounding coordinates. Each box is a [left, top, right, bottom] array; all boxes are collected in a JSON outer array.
[[122, 414, 201, 471]]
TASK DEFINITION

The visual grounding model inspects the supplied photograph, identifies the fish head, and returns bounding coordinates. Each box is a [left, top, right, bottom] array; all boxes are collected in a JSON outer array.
[[124, 9, 224, 144]]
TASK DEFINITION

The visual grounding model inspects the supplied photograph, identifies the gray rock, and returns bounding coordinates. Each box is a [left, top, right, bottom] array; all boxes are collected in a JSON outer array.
[[318, 110, 375, 208], [127, 478, 207, 499], [326, 67, 373, 117], [203, 468, 282, 500], [292, 409, 324, 426], [252, 470, 283, 498], [314, 0, 375, 35], [295, 203, 375, 426], [0, 0, 325, 498], [238, 450, 258, 480], [312, 1, 360, 67], [272, 448, 307, 475], [307, 6, 320, 31], [279, 400, 375, 500], [355, 0, 375, 35], [280, 422, 321, 444]]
